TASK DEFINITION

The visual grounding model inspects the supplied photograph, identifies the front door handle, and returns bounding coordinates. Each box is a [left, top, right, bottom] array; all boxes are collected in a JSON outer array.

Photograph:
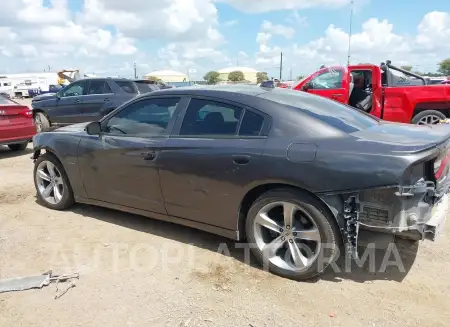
[[142, 151, 156, 161], [331, 93, 343, 97], [104, 98, 110, 102], [233, 155, 250, 165], [74, 99, 80, 103]]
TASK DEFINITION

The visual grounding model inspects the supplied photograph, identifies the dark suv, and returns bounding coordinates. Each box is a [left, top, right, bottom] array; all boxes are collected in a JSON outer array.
[[32, 78, 156, 132]]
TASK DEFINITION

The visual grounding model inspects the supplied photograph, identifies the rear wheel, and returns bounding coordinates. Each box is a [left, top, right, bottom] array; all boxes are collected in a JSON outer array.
[[34, 112, 51, 132], [8, 142, 28, 151], [33, 153, 74, 210], [245, 188, 339, 280], [412, 110, 446, 125]]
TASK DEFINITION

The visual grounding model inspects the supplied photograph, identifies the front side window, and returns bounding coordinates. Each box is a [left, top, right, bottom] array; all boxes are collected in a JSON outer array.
[[61, 81, 86, 97], [310, 68, 344, 89], [104, 97, 180, 136]]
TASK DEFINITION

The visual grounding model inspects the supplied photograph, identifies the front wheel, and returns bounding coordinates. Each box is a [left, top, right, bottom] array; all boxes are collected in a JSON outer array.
[[412, 110, 446, 125], [8, 142, 28, 151], [33, 153, 74, 210], [246, 189, 340, 280]]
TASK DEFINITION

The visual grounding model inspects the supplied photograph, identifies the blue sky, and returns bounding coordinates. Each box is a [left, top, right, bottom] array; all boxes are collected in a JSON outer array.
[[0, 0, 449, 79]]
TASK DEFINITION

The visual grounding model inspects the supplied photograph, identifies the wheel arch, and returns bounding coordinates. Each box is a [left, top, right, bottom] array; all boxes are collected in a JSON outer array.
[[412, 102, 450, 120], [237, 182, 345, 243]]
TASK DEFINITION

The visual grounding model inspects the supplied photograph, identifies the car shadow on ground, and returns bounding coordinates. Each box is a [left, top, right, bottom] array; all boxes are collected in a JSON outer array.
[[0, 147, 33, 159], [67, 203, 418, 284]]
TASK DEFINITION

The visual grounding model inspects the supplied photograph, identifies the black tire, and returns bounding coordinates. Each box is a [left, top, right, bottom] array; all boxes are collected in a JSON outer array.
[[33, 152, 75, 210], [8, 142, 28, 151], [245, 188, 340, 280], [411, 110, 446, 125], [34, 112, 51, 132]]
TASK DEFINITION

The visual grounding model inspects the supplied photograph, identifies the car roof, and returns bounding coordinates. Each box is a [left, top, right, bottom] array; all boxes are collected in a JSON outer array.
[[147, 84, 267, 97], [80, 77, 135, 83]]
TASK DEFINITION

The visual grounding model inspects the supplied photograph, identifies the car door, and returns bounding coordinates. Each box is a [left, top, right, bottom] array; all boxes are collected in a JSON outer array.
[[77, 96, 184, 214], [305, 68, 349, 104], [157, 97, 269, 231], [48, 80, 87, 125], [82, 79, 115, 122]]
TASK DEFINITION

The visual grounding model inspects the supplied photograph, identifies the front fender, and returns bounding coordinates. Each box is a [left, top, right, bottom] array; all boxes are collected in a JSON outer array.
[[32, 132, 86, 198]]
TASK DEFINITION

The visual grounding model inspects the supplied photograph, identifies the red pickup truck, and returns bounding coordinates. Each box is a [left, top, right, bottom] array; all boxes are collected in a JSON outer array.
[[293, 61, 450, 125]]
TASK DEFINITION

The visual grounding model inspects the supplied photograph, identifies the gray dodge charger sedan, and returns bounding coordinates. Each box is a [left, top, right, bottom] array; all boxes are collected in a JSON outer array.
[[32, 85, 450, 280]]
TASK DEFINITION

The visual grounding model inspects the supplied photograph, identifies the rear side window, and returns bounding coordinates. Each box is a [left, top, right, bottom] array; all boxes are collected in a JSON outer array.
[[86, 80, 108, 95], [239, 110, 264, 136], [115, 81, 138, 94], [179, 98, 265, 137]]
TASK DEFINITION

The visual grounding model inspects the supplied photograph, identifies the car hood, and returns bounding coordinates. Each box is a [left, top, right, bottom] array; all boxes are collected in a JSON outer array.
[[351, 121, 450, 152], [32, 93, 57, 101], [53, 122, 90, 133]]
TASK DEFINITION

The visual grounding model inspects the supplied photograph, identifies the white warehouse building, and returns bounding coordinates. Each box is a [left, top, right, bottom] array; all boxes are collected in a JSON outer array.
[[143, 70, 188, 83], [217, 66, 259, 83]]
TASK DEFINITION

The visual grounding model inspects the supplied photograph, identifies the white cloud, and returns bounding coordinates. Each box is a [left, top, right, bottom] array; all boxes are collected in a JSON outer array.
[[261, 20, 295, 39], [252, 11, 450, 77], [286, 11, 308, 27], [217, 0, 351, 13], [224, 20, 238, 27]]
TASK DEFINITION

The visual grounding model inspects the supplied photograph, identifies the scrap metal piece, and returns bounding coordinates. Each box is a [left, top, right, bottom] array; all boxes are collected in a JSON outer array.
[[0, 273, 51, 293]]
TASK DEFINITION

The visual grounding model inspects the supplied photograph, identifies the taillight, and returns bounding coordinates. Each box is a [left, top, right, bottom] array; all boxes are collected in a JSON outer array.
[[19, 109, 33, 118], [434, 150, 450, 180]]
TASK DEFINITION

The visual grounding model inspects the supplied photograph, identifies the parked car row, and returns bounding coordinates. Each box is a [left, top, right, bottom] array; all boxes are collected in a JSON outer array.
[[31, 84, 450, 280]]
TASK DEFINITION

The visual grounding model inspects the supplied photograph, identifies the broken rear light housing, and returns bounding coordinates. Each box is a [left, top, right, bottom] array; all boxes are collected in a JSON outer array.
[[434, 149, 450, 180]]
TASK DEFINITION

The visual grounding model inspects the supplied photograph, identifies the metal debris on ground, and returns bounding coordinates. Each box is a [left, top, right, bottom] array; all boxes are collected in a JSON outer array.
[[0, 270, 79, 299]]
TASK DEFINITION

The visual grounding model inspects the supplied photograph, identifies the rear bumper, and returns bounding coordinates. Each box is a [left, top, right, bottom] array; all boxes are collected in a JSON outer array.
[[0, 126, 36, 146]]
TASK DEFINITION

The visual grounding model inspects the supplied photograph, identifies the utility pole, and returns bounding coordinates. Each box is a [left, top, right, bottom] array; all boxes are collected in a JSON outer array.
[[347, 0, 354, 66], [279, 52, 283, 80], [134, 62, 137, 79]]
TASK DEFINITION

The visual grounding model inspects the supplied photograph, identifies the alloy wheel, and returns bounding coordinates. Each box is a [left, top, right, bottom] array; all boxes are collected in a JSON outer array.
[[35, 115, 42, 132], [253, 201, 321, 272], [418, 114, 442, 125], [35, 160, 64, 205]]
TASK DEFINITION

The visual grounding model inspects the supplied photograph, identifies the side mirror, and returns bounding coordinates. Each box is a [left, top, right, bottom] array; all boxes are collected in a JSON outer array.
[[86, 121, 101, 135], [301, 82, 312, 91]]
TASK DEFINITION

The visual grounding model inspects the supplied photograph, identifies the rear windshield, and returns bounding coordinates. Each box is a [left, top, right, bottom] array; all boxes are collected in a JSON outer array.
[[0, 95, 17, 105], [115, 81, 138, 94], [134, 82, 158, 94], [259, 88, 379, 133]]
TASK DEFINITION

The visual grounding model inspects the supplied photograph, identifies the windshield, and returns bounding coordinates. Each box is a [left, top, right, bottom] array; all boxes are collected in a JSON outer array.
[[259, 88, 379, 133]]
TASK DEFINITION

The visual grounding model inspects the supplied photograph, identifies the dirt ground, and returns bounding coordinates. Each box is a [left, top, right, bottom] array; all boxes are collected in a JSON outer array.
[[1, 100, 450, 326]]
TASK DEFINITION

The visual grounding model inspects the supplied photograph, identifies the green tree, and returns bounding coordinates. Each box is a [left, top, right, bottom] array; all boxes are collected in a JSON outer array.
[[203, 71, 220, 85], [256, 72, 268, 84], [228, 70, 245, 82], [438, 58, 450, 76], [296, 75, 305, 80], [400, 65, 413, 72]]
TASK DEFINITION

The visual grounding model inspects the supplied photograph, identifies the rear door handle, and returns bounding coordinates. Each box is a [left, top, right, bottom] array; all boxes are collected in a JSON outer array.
[[104, 98, 110, 102], [74, 99, 80, 103], [233, 155, 250, 165], [332, 93, 343, 97], [142, 151, 156, 161]]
